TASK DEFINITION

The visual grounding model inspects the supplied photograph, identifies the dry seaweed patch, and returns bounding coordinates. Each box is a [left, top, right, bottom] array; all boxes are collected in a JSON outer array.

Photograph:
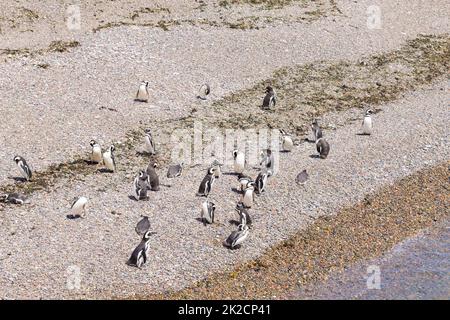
[[0, 40, 80, 58], [0, 35, 447, 207], [150, 161, 450, 300]]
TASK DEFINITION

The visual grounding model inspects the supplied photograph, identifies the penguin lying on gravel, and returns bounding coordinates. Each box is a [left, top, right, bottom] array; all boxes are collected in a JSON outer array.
[[316, 138, 330, 159], [225, 224, 249, 249], [0, 193, 29, 205]]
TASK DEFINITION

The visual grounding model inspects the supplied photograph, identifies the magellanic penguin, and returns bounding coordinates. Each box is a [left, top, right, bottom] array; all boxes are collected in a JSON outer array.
[[232, 149, 245, 174], [70, 196, 88, 218], [362, 109, 373, 135], [135, 216, 151, 236], [262, 86, 277, 110], [196, 167, 216, 197], [146, 161, 160, 191], [103, 145, 116, 172], [241, 181, 255, 208], [166, 162, 184, 178], [127, 230, 156, 269], [235, 202, 252, 226], [211, 159, 223, 179], [280, 129, 294, 152], [143, 129, 156, 155], [201, 200, 216, 225], [0, 193, 29, 205], [311, 119, 323, 142], [260, 149, 274, 172], [13, 156, 32, 181], [135, 81, 149, 102], [90, 140, 103, 164], [316, 138, 330, 159], [296, 169, 309, 186], [237, 173, 253, 192], [132, 170, 150, 201], [255, 169, 271, 195], [224, 224, 249, 249], [197, 83, 211, 100]]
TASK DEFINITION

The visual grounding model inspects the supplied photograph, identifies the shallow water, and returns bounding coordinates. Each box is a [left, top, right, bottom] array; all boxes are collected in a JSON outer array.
[[293, 217, 450, 300]]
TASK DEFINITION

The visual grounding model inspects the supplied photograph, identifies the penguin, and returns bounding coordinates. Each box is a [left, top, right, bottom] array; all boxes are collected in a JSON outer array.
[[89, 140, 103, 164], [13, 156, 32, 181], [135, 81, 149, 102], [260, 149, 274, 172], [132, 170, 150, 200], [242, 181, 255, 208], [254, 170, 270, 195], [316, 138, 330, 159], [224, 224, 249, 249], [70, 196, 88, 218], [197, 83, 210, 100], [280, 129, 294, 152], [237, 173, 253, 192], [196, 167, 216, 197], [235, 202, 252, 226], [135, 216, 151, 236], [127, 230, 155, 268], [146, 161, 160, 191], [296, 169, 309, 186], [0, 193, 29, 205], [311, 119, 323, 142], [232, 149, 245, 174], [143, 129, 156, 155], [201, 200, 216, 225], [362, 109, 373, 135], [103, 145, 116, 172], [211, 159, 223, 179], [166, 162, 183, 178], [262, 86, 276, 110]]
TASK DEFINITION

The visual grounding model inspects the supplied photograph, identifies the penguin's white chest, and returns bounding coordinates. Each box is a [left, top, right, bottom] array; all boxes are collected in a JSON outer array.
[[144, 136, 155, 153], [92, 146, 102, 163], [243, 189, 254, 207], [137, 86, 148, 100], [363, 116, 373, 135], [201, 202, 213, 223], [103, 152, 115, 171], [234, 153, 245, 173], [234, 230, 249, 246], [214, 166, 221, 178], [72, 197, 88, 216], [282, 136, 294, 151]]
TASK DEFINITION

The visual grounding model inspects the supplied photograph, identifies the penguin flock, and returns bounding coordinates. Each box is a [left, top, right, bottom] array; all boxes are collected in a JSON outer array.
[[0, 82, 376, 269]]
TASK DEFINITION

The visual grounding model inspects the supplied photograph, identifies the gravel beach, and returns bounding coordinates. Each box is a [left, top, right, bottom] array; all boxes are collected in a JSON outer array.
[[0, 0, 449, 299]]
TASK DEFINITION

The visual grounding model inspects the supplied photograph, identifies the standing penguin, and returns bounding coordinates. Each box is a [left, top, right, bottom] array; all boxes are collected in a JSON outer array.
[[260, 149, 274, 172], [235, 202, 252, 226], [0, 193, 29, 205], [132, 170, 150, 200], [69, 196, 88, 218], [262, 86, 277, 110], [143, 129, 156, 155], [232, 150, 245, 174], [103, 145, 116, 172], [197, 83, 211, 100], [316, 138, 330, 159], [211, 159, 223, 179], [362, 109, 373, 135], [237, 173, 253, 192], [127, 230, 155, 268], [254, 170, 270, 195], [13, 156, 32, 181], [311, 119, 323, 142], [201, 200, 216, 225], [242, 181, 255, 208], [225, 224, 250, 249], [90, 140, 103, 164], [146, 161, 160, 191], [280, 129, 294, 152], [196, 167, 216, 197], [135, 81, 149, 102]]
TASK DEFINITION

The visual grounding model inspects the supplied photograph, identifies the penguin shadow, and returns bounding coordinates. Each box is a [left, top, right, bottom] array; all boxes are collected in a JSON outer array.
[[222, 243, 243, 250], [356, 133, 370, 136], [134, 98, 148, 103], [196, 95, 207, 100], [8, 176, 27, 183], [228, 219, 240, 226], [97, 168, 114, 173], [309, 154, 321, 159], [223, 172, 239, 176], [230, 187, 242, 194], [304, 138, 316, 144], [127, 195, 150, 201], [136, 151, 156, 157], [83, 160, 99, 165]]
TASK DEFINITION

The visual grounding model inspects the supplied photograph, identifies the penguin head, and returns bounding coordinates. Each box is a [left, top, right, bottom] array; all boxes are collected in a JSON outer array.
[[138, 170, 147, 179], [143, 230, 156, 240], [265, 86, 273, 93], [207, 167, 215, 175], [89, 140, 97, 147], [153, 162, 158, 169], [365, 109, 373, 116], [110, 145, 115, 152], [144, 128, 152, 135], [237, 224, 248, 231], [235, 202, 244, 212], [232, 149, 238, 159], [13, 156, 22, 163]]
